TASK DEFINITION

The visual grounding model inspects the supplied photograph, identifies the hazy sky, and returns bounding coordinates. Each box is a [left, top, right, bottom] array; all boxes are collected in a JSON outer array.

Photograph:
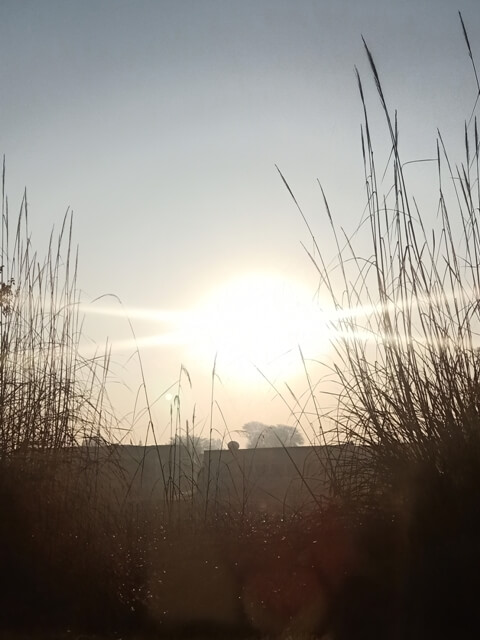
[[1, 1, 479, 444]]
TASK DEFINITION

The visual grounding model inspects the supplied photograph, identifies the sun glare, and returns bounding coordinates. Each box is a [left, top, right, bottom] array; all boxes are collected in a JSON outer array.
[[182, 273, 332, 385], [79, 273, 336, 386]]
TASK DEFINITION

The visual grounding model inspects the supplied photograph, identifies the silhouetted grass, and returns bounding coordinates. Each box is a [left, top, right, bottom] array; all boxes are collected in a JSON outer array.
[[0, 160, 146, 634], [276, 12, 480, 639]]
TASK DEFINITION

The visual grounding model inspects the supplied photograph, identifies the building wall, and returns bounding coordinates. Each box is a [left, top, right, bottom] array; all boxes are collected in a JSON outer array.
[[13, 442, 201, 512], [12, 442, 373, 516], [200, 444, 373, 514]]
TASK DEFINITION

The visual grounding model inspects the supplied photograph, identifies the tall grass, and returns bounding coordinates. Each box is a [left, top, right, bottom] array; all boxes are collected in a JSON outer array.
[[0, 159, 114, 458], [277, 12, 480, 638], [0, 161, 136, 633]]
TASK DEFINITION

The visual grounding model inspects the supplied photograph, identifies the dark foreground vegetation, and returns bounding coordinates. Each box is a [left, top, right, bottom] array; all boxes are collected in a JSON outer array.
[[2, 14, 480, 640]]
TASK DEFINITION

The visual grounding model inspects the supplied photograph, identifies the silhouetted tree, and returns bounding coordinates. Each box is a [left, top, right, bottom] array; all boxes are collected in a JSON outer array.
[[242, 422, 304, 448], [170, 434, 223, 457]]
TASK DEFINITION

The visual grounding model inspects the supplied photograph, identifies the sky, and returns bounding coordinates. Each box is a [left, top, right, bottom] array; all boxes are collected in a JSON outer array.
[[1, 0, 479, 445]]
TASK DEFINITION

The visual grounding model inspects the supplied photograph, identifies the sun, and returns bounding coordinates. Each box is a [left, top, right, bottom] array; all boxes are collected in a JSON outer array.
[[181, 272, 332, 385], [78, 272, 335, 388]]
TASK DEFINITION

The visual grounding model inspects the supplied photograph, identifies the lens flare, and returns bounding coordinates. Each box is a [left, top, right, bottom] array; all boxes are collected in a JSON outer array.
[[178, 273, 332, 384]]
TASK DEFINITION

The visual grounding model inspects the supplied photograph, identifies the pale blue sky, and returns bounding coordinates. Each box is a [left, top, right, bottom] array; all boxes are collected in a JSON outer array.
[[1, 1, 479, 443]]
